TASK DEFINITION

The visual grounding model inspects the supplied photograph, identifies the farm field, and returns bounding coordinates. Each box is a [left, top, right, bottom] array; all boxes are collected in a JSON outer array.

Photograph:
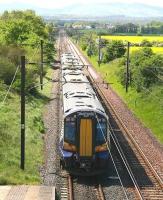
[[130, 47, 163, 54], [102, 35, 163, 43]]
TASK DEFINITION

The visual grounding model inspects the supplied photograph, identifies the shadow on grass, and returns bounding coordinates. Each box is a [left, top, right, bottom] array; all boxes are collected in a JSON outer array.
[[26, 91, 51, 104]]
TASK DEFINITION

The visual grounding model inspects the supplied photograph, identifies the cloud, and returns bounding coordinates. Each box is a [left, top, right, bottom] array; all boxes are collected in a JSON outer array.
[[0, 0, 163, 9]]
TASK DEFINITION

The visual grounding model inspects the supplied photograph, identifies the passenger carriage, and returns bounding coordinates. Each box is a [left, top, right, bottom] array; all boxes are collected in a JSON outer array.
[[59, 53, 110, 175]]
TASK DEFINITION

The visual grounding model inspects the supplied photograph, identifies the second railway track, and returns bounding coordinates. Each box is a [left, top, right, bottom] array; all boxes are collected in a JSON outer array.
[[64, 34, 163, 200]]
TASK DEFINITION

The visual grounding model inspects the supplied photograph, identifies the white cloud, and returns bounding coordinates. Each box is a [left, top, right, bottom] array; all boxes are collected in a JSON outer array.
[[0, 0, 74, 9], [0, 0, 163, 9]]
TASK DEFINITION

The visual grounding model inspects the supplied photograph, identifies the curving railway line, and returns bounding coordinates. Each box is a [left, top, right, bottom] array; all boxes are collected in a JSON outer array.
[[58, 30, 163, 200]]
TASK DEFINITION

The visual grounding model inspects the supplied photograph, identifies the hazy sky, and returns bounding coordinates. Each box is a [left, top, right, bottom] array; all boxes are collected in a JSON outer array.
[[0, 0, 163, 9]]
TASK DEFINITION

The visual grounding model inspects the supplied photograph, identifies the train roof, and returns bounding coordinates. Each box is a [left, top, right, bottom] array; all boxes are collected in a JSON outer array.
[[62, 86, 106, 118], [61, 54, 78, 61], [62, 69, 83, 76], [62, 64, 83, 70], [61, 53, 107, 118], [62, 76, 106, 118], [62, 73, 88, 83]]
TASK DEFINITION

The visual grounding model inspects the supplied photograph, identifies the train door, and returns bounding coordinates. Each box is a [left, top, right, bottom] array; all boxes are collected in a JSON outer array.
[[79, 119, 93, 157]]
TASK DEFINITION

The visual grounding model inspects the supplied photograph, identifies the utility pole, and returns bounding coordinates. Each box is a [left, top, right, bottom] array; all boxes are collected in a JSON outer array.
[[20, 56, 25, 170], [75, 29, 78, 43], [40, 40, 43, 90], [126, 42, 130, 93], [98, 35, 101, 67], [89, 33, 92, 57]]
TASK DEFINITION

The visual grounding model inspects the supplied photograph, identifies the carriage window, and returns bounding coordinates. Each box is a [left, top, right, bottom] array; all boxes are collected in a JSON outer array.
[[65, 121, 75, 143], [96, 122, 106, 145]]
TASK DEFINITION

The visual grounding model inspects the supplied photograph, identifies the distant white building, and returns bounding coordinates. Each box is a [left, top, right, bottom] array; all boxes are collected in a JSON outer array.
[[85, 25, 92, 29], [72, 24, 83, 29], [105, 24, 115, 29]]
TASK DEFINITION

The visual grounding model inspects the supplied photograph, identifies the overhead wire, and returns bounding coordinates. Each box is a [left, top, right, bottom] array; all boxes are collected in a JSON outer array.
[[62, 35, 136, 198], [131, 79, 162, 102], [0, 65, 20, 108], [142, 68, 163, 81], [27, 79, 53, 92], [106, 118, 143, 199], [94, 112, 129, 200], [26, 43, 40, 64], [67, 34, 138, 198]]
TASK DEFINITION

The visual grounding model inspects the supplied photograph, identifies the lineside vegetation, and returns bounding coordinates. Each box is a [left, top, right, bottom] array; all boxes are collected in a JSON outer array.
[[69, 30, 163, 143], [0, 10, 56, 184]]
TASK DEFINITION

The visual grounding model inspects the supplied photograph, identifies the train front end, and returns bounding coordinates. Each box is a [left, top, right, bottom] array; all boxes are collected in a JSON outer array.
[[60, 110, 110, 175]]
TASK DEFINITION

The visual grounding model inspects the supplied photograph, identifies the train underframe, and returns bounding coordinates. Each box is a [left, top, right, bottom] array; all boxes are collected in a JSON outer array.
[[60, 148, 109, 176]]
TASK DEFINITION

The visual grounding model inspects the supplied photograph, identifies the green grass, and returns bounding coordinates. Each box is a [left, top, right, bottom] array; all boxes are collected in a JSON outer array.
[[0, 67, 53, 185], [81, 50, 163, 144]]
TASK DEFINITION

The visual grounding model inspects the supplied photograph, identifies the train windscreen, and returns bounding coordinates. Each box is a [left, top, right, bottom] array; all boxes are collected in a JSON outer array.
[[65, 121, 76, 143], [96, 121, 107, 145]]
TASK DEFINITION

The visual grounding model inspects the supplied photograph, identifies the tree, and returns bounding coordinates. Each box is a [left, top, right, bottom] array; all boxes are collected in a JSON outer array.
[[117, 48, 163, 92], [0, 10, 56, 95], [103, 40, 126, 63], [0, 10, 47, 45], [130, 48, 162, 91]]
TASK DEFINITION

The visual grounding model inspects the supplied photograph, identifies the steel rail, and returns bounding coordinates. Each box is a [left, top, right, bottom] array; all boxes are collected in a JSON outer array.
[[95, 184, 105, 200], [65, 36, 163, 199], [68, 175, 74, 200], [64, 37, 138, 199]]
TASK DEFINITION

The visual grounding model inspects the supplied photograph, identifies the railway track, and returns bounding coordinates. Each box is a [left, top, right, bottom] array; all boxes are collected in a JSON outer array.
[[60, 173, 105, 200], [59, 31, 107, 200], [95, 183, 105, 200], [65, 35, 163, 200], [60, 172, 73, 200]]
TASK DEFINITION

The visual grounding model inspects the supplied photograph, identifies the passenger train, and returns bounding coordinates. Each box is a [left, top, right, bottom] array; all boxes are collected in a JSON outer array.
[[59, 53, 110, 175]]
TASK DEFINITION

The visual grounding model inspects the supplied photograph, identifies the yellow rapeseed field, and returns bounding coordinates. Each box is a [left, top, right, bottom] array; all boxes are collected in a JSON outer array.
[[102, 35, 163, 43], [102, 35, 163, 54], [130, 47, 163, 54]]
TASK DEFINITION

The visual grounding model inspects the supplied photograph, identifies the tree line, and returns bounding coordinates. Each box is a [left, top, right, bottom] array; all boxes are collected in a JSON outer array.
[[69, 31, 163, 92], [0, 10, 55, 96]]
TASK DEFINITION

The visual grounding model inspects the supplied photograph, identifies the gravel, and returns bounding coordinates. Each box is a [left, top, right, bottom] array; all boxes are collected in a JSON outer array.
[[73, 177, 97, 200], [40, 68, 61, 193]]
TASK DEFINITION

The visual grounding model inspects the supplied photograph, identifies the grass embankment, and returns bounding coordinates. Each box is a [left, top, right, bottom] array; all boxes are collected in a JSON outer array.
[[0, 67, 53, 185], [81, 50, 163, 144]]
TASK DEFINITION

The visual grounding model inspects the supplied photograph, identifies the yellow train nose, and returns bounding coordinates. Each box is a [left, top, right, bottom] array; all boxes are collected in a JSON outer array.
[[79, 119, 93, 157]]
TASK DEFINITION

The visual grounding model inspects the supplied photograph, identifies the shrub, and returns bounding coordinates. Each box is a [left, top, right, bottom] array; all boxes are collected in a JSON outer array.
[[12, 66, 38, 94], [0, 58, 16, 85], [102, 40, 126, 63], [140, 39, 152, 47], [117, 48, 162, 92]]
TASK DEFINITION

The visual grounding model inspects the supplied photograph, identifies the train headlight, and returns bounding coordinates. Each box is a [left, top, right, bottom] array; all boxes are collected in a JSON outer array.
[[65, 116, 76, 122], [63, 142, 77, 152], [95, 143, 108, 152]]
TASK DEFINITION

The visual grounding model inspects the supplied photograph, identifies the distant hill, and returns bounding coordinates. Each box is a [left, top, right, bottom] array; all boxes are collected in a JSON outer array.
[[0, 2, 163, 18], [54, 3, 163, 17]]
